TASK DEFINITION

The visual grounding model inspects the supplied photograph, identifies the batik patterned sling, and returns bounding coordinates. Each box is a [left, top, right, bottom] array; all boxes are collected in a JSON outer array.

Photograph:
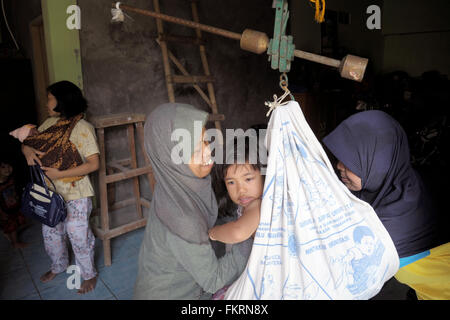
[[23, 113, 85, 183]]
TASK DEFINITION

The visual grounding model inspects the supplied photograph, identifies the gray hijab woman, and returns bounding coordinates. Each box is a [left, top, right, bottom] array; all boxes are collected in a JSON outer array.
[[134, 103, 252, 299]]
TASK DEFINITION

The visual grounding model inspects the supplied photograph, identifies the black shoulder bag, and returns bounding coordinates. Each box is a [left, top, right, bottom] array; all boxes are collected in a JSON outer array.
[[21, 165, 67, 227]]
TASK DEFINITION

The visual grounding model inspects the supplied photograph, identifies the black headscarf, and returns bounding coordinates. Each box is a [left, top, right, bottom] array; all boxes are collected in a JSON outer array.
[[323, 110, 439, 257]]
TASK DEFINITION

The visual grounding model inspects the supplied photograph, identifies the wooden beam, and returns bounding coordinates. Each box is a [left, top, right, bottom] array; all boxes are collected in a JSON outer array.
[[153, 0, 176, 102], [108, 198, 136, 212], [170, 75, 215, 83], [158, 40, 212, 108], [207, 113, 225, 121], [191, 0, 222, 133], [105, 166, 154, 184], [92, 218, 147, 240], [159, 34, 206, 45], [107, 162, 129, 173], [90, 113, 146, 128], [140, 198, 151, 208]]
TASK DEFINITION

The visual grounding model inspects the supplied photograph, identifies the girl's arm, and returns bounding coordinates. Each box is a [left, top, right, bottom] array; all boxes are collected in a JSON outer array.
[[209, 199, 261, 244], [41, 153, 100, 180]]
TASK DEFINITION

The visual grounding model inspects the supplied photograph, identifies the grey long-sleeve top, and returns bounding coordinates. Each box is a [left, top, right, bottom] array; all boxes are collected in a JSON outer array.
[[133, 211, 253, 300]]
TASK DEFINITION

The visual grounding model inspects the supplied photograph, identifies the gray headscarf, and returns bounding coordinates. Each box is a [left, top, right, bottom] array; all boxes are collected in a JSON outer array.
[[144, 103, 218, 244]]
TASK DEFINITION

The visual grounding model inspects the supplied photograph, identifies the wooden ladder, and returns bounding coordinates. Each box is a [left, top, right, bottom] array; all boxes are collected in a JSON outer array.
[[90, 113, 155, 266], [152, 0, 223, 132]]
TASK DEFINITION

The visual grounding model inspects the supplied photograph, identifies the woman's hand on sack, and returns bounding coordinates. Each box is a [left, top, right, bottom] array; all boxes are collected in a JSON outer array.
[[41, 166, 62, 180], [21, 145, 44, 166]]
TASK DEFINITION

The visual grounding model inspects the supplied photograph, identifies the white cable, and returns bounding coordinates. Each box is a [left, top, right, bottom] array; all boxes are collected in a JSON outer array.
[[111, 2, 124, 22], [111, 2, 134, 23], [1, 0, 19, 51]]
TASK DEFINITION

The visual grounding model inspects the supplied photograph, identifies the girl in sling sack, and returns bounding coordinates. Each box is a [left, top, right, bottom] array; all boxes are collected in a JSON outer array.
[[21, 81, 100, 295]]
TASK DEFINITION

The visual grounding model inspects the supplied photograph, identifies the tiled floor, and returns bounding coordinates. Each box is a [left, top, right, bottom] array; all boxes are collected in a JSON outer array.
[[0, 219, 143, 300], [0, 219, 411, 300]]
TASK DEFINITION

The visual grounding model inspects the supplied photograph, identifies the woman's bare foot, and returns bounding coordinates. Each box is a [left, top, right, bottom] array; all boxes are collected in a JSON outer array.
[[77, 277, 97, 294], [40, 270, 57, 283]]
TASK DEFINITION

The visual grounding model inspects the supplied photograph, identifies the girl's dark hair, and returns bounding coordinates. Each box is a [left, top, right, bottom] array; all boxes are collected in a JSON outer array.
[[47, 81, 88, 118], [212, 135, 264, 218]]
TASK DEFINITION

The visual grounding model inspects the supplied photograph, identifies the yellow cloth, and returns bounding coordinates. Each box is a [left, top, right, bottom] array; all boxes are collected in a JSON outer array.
[[38, 116, 99, 201], [394, 242, 450, 300], [309, 0, 325, 23]]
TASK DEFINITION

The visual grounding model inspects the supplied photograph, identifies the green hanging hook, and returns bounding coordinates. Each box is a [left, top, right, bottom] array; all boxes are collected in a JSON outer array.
[[267, 0, 295, 73]]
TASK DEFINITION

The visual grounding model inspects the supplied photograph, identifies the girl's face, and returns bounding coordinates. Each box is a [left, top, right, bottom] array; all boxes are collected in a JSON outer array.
[[188, 128, 213, 178], [224, 164, 263, 208], [336, 161, 362, 191], [47, 92, 59, 117]]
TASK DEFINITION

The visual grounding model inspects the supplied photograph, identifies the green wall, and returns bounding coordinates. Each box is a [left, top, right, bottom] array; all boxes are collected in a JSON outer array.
[[41, 0, 83, 89]]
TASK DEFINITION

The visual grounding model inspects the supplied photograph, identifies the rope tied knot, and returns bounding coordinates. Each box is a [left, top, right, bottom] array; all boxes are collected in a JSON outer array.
[[265, 90, 291, 117]]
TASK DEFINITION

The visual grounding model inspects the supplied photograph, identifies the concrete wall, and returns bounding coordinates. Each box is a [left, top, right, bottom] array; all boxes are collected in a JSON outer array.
[[77, 0, 280, 201], [5, 0, 279, 203], [78, 0, 279, 129], [6, 0, 279, 133]]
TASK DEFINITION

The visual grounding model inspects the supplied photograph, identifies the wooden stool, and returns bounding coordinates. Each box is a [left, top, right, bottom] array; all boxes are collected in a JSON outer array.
[[90, 113, 155, 266]]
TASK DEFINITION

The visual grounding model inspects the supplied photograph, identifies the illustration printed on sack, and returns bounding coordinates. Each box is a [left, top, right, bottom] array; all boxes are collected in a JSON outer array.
[[333, 226, 386, 297], [225, 102, 399, 300]]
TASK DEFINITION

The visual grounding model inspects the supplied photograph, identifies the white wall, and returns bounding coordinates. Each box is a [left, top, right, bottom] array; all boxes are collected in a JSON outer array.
[[382, 0, 450, 34], [382, 0, 450, 76], [290, 0, 384, 73], [291, 0, 450, 77]]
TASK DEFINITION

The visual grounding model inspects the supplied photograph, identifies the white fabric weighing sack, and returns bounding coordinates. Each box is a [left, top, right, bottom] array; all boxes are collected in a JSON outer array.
[[224, 101, 399, 300]]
